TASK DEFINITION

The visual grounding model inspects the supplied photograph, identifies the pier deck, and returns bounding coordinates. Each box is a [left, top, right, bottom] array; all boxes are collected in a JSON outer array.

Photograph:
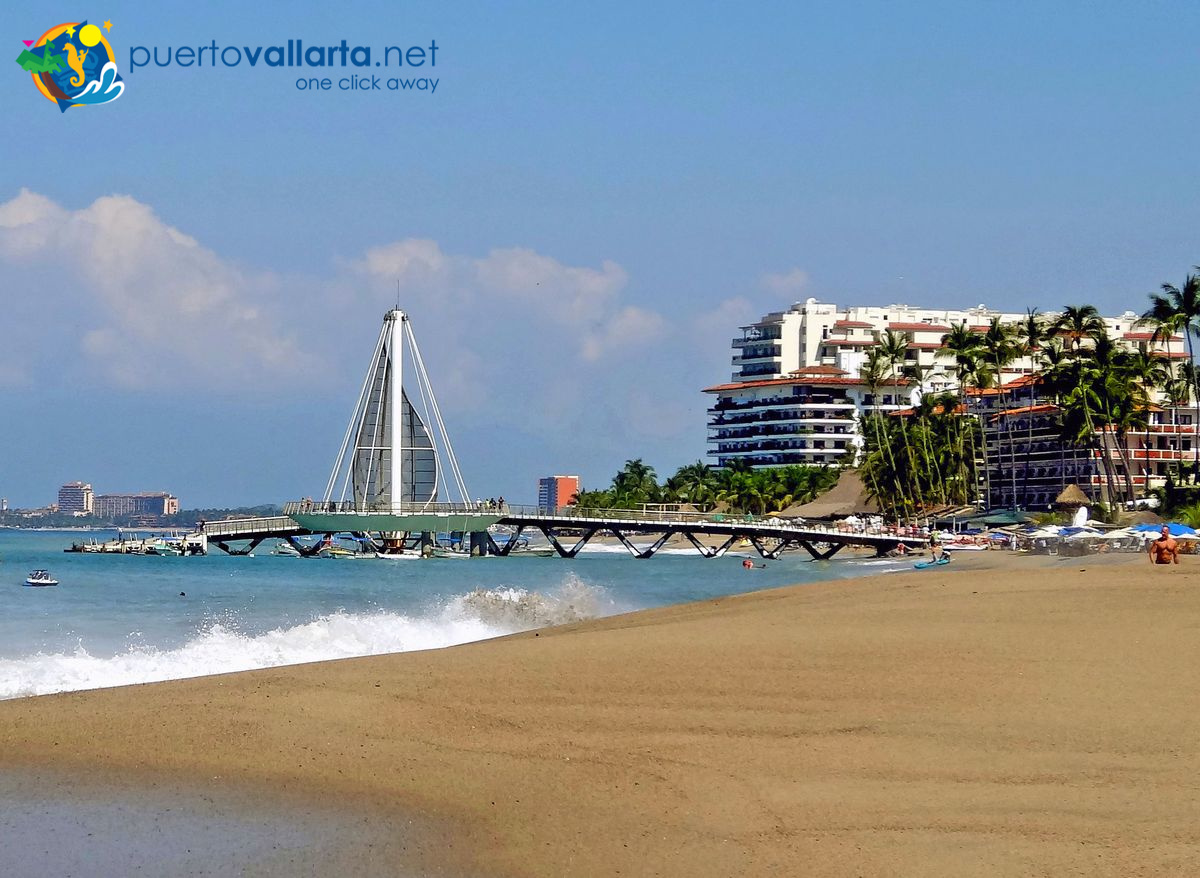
[[197, 504, 928, 560]]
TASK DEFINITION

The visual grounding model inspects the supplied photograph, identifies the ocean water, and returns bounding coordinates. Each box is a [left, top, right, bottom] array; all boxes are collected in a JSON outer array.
[[0, 530, 906, 699]]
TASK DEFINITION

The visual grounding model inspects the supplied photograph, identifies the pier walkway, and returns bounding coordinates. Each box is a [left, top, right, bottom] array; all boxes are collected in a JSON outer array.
[[200, 515, 312, 556], [199, 504, 928, 560]]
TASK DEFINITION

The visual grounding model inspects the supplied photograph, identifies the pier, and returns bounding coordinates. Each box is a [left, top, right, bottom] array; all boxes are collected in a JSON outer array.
[[198, 503, 928, 560], [99, 308, 932, 562], [198, 309, 927, 560]]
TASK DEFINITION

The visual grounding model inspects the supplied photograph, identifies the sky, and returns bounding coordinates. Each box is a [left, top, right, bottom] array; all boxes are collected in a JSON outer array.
[[2, 0, 1199, 507]]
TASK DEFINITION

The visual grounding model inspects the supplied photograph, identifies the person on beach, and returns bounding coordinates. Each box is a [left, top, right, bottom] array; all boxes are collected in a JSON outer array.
[[1149, 526, 1180, 565]]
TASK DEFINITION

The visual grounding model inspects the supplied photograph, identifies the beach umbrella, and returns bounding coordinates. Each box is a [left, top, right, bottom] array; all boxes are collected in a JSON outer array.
[[1132, 523, 1196, 536]]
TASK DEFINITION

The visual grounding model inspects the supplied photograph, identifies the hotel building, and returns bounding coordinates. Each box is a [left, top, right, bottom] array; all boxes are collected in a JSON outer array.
[[57, 481, 94, 516], [707, 298, 1189, 504], [92, 492, 180, 519], [537, 475, 581, 510]]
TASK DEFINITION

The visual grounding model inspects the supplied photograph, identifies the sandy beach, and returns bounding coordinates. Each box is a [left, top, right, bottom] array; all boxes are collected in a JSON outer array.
[[2, 551, 1199, 876]]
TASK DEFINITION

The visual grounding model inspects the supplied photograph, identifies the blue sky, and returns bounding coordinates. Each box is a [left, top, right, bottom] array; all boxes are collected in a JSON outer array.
[[2, 0, 1199, 507]]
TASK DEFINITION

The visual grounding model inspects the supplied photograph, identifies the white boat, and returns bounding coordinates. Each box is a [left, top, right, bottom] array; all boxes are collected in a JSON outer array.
[[374, 551, 421, 560], [24, 570, 58, 587], [273, 541, 302, 557]]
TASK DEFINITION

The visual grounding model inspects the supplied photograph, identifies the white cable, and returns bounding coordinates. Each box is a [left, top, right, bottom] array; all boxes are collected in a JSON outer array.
[[324, 323, 386, 504]]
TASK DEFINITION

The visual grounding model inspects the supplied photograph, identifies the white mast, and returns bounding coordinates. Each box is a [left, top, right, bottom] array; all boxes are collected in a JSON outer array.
[[388, 309, 404, 513], [322, 308, 470, 512]]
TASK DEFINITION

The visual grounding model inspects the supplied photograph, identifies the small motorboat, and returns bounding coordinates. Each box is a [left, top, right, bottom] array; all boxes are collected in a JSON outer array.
[[25, 570, 59, 587]]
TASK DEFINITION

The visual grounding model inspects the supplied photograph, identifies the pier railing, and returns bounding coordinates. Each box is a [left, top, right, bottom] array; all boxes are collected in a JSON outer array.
[[283, 501, 929, 539]]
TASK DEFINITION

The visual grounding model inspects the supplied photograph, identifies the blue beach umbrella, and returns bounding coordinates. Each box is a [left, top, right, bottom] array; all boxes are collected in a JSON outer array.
[[1132, 522, 1196, 536]]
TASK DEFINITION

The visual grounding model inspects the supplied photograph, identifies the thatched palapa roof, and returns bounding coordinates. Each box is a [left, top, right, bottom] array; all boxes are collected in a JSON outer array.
[[783, 471, 879, 520], [1054, 484, 1091, 507]]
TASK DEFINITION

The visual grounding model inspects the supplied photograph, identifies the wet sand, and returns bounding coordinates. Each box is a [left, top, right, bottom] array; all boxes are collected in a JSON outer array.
[[1, 552, 1198, 876]]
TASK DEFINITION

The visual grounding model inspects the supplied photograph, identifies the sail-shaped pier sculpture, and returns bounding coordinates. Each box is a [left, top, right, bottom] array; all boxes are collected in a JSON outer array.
[[288, 309, 502, 536]]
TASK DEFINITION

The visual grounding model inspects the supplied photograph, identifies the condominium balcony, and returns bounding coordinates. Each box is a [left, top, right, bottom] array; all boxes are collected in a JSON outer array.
[[708, 423, 857, 441], [709, 397, 856, 413], [709, 410, 857, 426], [731, 346, 782, 363], [731, 331, 782, 347], [737, 364, 784, 378]]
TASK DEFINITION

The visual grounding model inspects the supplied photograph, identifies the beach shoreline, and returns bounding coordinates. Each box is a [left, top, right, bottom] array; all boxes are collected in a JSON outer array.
[[1, 550, 1197, 876]]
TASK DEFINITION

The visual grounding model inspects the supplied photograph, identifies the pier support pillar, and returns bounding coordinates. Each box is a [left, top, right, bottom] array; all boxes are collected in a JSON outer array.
[[682, 533, 739, 559], [469, 531, 489, 557], [540, 527, 598, 558], [611, 529, 673, 559], [795, 540, 844, 561]]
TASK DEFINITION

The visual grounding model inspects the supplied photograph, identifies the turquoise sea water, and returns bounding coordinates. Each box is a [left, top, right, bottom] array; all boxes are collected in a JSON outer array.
[[0, 530, 906, 699]]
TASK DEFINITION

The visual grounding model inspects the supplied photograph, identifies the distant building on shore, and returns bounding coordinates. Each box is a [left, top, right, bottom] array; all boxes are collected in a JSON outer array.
[[538, 475, 580, 510], [57, 481, 94, 516], [972, 380, 1193, 510], [706, 299, 1185, 499], [92, 492, 180, 519]]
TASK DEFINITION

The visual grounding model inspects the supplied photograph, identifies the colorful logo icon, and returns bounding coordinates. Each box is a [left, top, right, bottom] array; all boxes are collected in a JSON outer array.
[[16, 19, 123, 112]]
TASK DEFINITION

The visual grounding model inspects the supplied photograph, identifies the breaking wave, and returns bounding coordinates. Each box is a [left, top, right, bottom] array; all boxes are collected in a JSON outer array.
[[0, 575, 618, 700]]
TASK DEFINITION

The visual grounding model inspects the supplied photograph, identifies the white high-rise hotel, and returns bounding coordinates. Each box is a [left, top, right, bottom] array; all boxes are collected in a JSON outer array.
[[704, 298, 1181, 472]]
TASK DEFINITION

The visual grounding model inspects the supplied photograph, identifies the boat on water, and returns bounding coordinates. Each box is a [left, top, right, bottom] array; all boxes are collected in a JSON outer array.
[[24, 570, 59, 587], [374, 551, 421, 560], [145, 540, 183, 556], [273, 541, 302, 557]]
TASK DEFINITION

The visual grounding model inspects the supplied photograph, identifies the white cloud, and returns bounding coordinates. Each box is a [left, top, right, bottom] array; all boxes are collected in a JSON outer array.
[[580, 305, 665, 362], [0, 190, 305, 387], [355, 237, 653, 365], [761, 267, 810, 296], [0, 190, 747, 489]]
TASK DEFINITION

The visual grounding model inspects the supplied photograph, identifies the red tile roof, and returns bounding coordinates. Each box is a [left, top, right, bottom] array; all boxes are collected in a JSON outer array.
[[994, 403, 1060, 418], [887, 322, 952, 332], [889, 403, 967, 417], [821, 337, 877, 346], [791, 364, 848, 375], [1124, 332, 1184, 342], [703, 376, 908, 393], [964, 374, 1042, 395], [833, 320, 874, 328]]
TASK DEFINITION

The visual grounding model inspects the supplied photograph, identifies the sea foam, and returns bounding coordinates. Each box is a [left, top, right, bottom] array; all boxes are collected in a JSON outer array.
[[0, 576, 618, 700]]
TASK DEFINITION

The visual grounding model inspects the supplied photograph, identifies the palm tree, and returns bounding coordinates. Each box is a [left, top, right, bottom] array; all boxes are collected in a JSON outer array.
[[663, 461, 717, 508], [860, 348, 905, 512], [1015, 308, 1047, 508], [981, 317, 1020, 508], [1052, 304, 1107, 355], [904, 362, 947, 504], [1143, 274, 1200, 476], [1037, 339, 1075, 497], [939, 323, 987, 505], [570, 488, 613, 510], [611, 459, 658, 507], [878, 331, 924, 513]]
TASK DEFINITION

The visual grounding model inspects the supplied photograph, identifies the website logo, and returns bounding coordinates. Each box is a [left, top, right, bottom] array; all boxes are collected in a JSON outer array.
[[16, 19, 124, 112]]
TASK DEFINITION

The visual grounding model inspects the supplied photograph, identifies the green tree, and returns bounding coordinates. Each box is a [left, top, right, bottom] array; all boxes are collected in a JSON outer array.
[[1142, 274, 1200, 474]]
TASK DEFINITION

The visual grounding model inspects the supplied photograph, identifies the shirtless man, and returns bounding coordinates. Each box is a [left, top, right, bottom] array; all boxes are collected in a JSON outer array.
[[1149, 525, 1180, 565]]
